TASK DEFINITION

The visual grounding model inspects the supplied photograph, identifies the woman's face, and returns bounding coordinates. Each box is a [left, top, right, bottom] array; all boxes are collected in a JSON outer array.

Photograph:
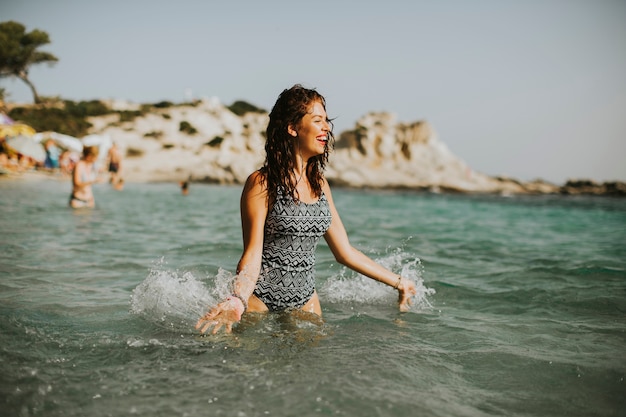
[[290, 100, 330, 159]]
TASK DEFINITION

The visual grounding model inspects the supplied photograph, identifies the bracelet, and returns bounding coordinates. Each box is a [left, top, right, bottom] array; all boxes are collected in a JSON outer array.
[[229, 293, 248, 311], [393, 275, 402, 289]]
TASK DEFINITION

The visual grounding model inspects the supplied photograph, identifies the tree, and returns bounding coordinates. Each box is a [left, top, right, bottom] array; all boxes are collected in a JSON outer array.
[[0, 21, 58, 104]]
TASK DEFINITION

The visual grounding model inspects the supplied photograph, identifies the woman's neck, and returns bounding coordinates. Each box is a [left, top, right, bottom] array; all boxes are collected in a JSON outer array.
[[293, 153, 307, 181]]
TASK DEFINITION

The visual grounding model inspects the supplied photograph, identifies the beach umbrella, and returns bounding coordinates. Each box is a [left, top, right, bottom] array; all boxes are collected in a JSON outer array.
[[6, 135, 47, 162], [0, 113, 14, 125], [82, 134, 112, 148], [33, 132, 83, 153], [0, 123, 36, 138]]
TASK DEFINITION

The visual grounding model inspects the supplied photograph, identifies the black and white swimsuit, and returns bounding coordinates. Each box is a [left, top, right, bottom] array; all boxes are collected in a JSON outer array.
[[253, 188, 332, 311]]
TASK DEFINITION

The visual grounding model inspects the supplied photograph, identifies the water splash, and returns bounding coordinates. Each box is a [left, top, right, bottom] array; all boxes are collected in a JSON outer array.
[[130, 248, 435, 334], [320, 248, 435, 310], [129, 257, 234, 331]]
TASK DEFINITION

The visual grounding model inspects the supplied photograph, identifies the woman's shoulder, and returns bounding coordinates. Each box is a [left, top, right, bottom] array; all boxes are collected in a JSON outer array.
[[321, 177, 332, 193], [245, 169, 266, 187], [241, 170, 270, 208], [242, 170, 269, 196]]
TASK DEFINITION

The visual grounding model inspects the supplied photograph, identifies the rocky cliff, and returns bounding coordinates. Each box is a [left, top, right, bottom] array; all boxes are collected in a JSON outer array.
[[327, 112, 554, 194], [88, 99, 557, 194]]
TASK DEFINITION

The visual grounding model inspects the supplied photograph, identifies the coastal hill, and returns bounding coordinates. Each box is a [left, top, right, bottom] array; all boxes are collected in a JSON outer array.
[[327, 112, 554, 194], [85, 98, 561, 195]]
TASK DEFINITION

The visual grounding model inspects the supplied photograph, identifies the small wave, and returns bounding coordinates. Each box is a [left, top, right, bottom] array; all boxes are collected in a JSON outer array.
[[129, 257, 233, 332], [320, 249, 435, 310]]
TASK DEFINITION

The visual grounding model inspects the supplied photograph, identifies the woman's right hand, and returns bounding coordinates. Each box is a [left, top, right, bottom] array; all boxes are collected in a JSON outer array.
[[195, 297, 245, 334]]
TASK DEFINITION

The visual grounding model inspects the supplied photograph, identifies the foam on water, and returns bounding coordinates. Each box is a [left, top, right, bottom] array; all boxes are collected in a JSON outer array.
[[129, 257, 232, 331], [321, 248, 435, 309]]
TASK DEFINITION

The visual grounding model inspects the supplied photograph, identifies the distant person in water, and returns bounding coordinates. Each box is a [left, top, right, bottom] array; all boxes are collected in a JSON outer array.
[[107, 142, 123, 189], [180, 179, 189, 196], [69, 146, 100, 209], [196, 84, 417, 334]]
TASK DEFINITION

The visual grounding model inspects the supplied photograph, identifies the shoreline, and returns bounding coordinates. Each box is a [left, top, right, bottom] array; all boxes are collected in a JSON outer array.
[[3, 169, 625, 197], [4, 99, 624, 197]]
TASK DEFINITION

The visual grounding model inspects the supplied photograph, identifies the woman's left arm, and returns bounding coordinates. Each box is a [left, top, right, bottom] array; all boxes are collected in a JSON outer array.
[[322, 182, 417, 311]]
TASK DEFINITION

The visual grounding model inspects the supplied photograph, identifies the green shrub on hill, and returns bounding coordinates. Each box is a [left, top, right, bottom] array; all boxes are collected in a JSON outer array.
[[206, 136, 224, 147], [63, 100, 110, 117], [227, 100, 266, 116], [126, 147, 144, 157], [5, 98, 261, 139], [179, 121, 197, 135], [118, 110, 144, 123], [8, 100, 112, 137], [152, 101, 173, 108], [144, 131, 163, 139]]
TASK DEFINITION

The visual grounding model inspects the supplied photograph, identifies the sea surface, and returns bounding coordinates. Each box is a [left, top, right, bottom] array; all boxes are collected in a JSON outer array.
[[1, 178, 625, 417]]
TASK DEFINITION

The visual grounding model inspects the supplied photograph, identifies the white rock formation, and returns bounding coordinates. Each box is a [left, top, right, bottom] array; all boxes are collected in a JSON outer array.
[[89, 99, 267, 183], [327, 112, 524, 193], [87, 100, 553, 194]]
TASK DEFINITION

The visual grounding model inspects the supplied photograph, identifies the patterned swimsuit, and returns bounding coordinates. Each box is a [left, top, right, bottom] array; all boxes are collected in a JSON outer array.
[[253, 189, 332, 311]]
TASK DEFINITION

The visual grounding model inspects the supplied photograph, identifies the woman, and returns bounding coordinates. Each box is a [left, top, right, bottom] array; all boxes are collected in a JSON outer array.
[[196, 85, 417, 334], [69, 145, 99, 209]]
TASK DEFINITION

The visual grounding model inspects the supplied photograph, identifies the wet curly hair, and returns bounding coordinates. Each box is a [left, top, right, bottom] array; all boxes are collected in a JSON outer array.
[[260, 84, 335, 203]]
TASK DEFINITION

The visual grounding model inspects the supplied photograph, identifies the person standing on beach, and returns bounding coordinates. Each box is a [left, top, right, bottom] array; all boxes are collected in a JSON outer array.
[[196, 84, 417, 334], [107, 142, 123, 188], [44, 139, 61, 170], [69, 145, 100, 208]]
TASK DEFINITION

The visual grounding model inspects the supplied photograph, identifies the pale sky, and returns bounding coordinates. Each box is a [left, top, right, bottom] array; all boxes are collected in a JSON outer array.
[[2, 0, 625, 184]]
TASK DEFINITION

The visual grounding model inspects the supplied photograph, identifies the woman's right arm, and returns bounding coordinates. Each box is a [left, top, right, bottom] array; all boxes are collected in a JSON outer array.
[[196, 171, 268, 334], [233, 171, 269, 303]]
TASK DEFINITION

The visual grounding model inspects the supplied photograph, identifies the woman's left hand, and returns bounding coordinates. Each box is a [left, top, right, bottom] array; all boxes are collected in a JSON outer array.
[[397, 277, 417, 312], [195, 297, 245, 334]]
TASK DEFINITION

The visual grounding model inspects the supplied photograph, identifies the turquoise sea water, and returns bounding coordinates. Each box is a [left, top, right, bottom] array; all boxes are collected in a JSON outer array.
[[1, 178, 625, 417]]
